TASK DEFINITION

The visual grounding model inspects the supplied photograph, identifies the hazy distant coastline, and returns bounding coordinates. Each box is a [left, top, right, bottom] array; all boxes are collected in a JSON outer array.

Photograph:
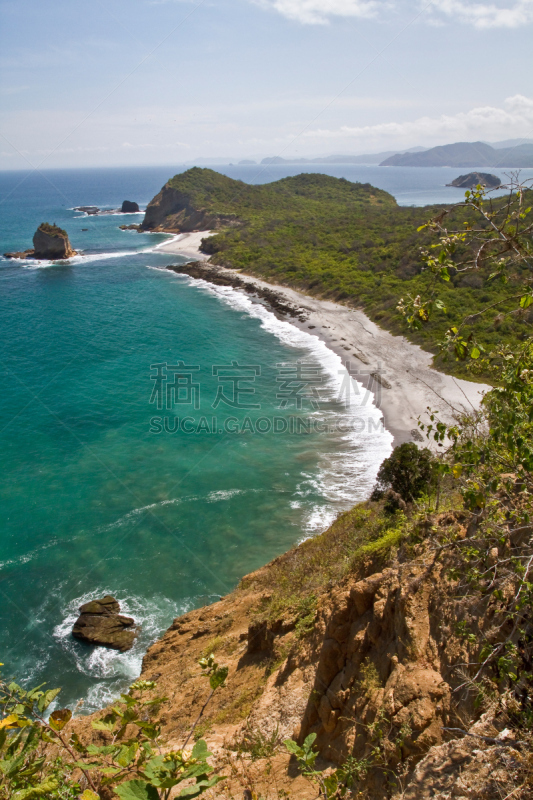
[[183, 138, 533, 169]]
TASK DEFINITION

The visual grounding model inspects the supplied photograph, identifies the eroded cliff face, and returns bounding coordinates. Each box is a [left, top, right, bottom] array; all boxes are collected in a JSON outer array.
[[141, 182, 241, 232], [33, 224, 76, 259], [71, 509, 528, 798]]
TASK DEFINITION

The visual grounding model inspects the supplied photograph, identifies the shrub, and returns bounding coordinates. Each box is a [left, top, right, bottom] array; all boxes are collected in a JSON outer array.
[[371, 442, 435, 502]]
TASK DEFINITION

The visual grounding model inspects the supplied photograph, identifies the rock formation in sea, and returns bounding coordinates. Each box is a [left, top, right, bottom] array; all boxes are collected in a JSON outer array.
[[119, 223, 142, 231], [121, 200, 140, 212], [33, 223, 76, 259], [74, 206, 100, 215], [4, 222, 76, 260], [447, 172, 501, 189], [72, 595, 138, 651]]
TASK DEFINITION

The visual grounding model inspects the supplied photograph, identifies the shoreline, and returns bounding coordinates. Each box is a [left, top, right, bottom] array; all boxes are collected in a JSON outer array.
[[154, 231, 212, 260], [159, 240, 490, 446]]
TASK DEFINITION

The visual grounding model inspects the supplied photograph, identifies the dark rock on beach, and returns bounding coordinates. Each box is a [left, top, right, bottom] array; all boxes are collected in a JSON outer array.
[[121, 200, 140, 212], [447, 172, 501, 189], [119, 223, 142, 231], [4, 222, 76, 260], [72, 595, 138, 651], [166, 262, 302, 318]]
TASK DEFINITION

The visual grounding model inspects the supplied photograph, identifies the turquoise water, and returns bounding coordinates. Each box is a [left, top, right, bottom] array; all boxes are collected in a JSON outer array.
[[0, 167, 393, 711]]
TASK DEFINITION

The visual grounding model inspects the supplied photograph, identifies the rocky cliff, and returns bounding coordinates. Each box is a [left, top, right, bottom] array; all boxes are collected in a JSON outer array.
[[71, 501, 531, 798], [33, 223, 76, 258], [141, 176, 241, 232]]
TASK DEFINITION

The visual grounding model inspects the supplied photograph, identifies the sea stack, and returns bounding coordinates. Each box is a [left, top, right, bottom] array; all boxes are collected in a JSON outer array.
[[3, 222, 76, 260], [447, 172, 501, 189], [72, 595, 138, 652], [33, 222, 76, 259], [121, 200, 140, 212]]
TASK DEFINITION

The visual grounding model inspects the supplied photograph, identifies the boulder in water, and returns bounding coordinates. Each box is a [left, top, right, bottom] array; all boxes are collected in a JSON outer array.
[[72, 595, 138, 651], [121, 200, 140, 213]]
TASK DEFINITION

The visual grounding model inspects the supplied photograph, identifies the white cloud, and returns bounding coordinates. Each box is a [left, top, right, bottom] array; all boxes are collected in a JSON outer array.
[[301, 95, 533, 149], [427, 0, 533, 28], [258, 0, 533, 26], [258, 0, 383, 25]]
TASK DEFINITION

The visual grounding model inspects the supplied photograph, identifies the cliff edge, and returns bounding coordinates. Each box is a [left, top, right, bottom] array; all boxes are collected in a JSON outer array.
[[71, 498, 532, 798]]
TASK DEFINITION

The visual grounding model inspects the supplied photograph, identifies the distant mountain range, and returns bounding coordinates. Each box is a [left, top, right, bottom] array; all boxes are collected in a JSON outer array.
[[187, 139, 533, 169], [380, 141, 533, 167], [257, 147, 427, 166]]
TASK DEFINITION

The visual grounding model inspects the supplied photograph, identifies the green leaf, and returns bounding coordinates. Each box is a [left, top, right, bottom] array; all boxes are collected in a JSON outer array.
[[178, 776, 223, 798], [115, 780, 159, 800], [91, 719, 116, 732], [191, 738, 209, 760], [117, 742, 139, 767], [12, 777, 59, 799], [519, 294, 533, 309], [303, 733, 317, 749], [209, 666, 228, 691], [283, 739, 302, 755], [80, 792, 100, 800], [470, 347, 481, 359], [37, 688, 61, 713]]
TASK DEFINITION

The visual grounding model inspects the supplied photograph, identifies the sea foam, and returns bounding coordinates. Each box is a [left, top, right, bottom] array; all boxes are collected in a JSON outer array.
[[167, 273, 393, 536]]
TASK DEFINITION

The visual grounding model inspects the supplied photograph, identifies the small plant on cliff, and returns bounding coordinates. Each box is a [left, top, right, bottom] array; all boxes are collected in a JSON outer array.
[[0, 656, 229, 800], [0, 664, 87, 797], [38, 222, 67, 237], [370, 441, 435, 504], [284, 733, 375, 799]]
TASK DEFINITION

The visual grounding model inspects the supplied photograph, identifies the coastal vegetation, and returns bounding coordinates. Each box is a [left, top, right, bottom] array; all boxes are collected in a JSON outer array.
[[37, 222, 68, 238], [151, 168, 533, 374]]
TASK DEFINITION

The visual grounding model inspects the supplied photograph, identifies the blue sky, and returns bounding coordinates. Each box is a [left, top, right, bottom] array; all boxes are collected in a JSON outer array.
[[0, 0, 532, 168]]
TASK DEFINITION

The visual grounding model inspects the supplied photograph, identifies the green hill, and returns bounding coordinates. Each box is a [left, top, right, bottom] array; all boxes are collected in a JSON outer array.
[[143, 168, 533, 374]]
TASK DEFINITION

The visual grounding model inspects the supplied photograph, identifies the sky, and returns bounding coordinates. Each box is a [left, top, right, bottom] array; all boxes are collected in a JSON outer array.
[[0, 0, 532, 169]]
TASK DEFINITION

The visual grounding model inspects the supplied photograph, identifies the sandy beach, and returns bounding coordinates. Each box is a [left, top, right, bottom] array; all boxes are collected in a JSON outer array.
[[164, 231, 490, 447], [155, 231, 212, 260]]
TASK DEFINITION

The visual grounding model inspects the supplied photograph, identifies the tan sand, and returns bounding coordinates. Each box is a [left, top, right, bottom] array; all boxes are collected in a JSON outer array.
[[163, 234, 490, 447], [155, 231, 212, 260]]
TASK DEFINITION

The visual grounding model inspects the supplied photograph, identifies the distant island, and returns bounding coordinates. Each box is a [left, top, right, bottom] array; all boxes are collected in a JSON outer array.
[[447, 172, 501, 189], [258, 147, 426, 166], [380, 140, 533, 167], [229, 140, 533, 169]]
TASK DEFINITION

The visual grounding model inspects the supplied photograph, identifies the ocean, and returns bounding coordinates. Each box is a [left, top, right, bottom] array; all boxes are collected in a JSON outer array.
[[0, 162, 528, 712]]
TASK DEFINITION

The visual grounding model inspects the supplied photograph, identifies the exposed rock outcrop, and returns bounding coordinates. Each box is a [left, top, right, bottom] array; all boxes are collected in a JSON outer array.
[[121, 200, 139, 212], [33, 223, 76, 259], [4, 223, 76, 260], [447, 172, 501, 189], [72, 595, 138, 651], [70, 505, 528, 798], [74, 206, 100, 215], [141, 182, 240, 232]]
